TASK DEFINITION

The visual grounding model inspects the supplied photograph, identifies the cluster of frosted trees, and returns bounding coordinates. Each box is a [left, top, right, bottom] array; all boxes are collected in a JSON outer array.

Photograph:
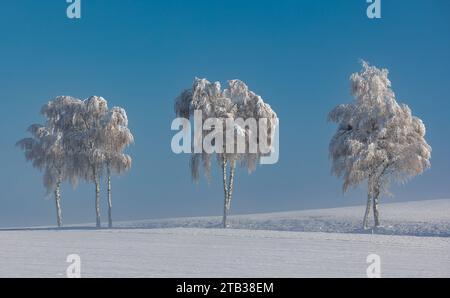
[[16, 61, 431, 230], [17, 96, 134, 228], [175, 61, 431, 229]]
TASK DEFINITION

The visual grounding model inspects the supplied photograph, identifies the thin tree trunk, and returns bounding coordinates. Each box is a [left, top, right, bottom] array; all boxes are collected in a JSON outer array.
[[363, 191, 372, 230], [54, 179, 62, 228], [94, 171, 101, 228], [107, 172, 112, 229], [226, 159, 236, 223], [373, 187, 381, 227], [222, 157, 228, 228]]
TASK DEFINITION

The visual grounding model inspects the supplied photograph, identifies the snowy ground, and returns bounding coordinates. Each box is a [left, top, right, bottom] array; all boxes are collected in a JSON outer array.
[[0, 199, 449, 278], [117, 199, 450, 237]]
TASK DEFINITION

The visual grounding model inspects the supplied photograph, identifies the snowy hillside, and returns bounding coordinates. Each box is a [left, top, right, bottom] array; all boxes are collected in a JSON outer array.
[[117, 199, 450, 237], [0, 199, 449, 278], [1, 228, 449, 278]]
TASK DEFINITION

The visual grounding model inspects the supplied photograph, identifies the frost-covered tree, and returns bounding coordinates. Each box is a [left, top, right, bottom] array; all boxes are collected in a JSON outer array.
[[101, 107, 134, 228], [66, 96, 109, 228], [64, 97, 133, 228], [328, 61, 432, 229], [16, 96, 81, 227], [175, 78, 277, 228]]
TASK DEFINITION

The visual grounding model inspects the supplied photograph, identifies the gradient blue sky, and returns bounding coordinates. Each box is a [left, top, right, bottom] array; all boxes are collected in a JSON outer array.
[[0, 0, 449, 227]]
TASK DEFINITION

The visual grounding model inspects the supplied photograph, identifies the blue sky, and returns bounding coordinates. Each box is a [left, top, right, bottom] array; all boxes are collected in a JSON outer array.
[[0, 0, 449, 227]]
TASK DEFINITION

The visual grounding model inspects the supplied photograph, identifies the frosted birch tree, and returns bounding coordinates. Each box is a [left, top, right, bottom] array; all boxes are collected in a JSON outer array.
[[16, 96, 81, 228], [101, 107, 134, 228], [66, 98, 133, 228], [64, 96, 108, 228], [81, 96, 108, 228], [328, 61, 432, 229], [175, 78, 277, 228]]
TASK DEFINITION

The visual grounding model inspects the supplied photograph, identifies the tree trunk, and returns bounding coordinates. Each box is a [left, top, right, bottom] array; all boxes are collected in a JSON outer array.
[[107, 173, 112, 229], [373, 187, 381, 227], [222, 158, 228, 228], [226, 159, 236, 222], [54, 180, 62, 228], [363, 191, 372, 230], [95, 174, 101, 228]]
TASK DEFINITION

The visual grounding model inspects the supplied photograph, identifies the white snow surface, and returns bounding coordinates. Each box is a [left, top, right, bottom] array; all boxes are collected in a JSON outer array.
[[0, 199, 449, 278], [118, 199, 450, 237]]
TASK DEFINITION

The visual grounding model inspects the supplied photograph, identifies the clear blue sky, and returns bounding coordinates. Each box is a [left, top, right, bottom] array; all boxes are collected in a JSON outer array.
[[0, 0, 449, 227]]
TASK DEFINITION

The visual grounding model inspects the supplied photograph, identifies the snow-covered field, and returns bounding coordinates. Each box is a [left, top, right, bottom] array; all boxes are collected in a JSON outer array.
[[0, 199, 449, 278], [118, 199, 450, 237]]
